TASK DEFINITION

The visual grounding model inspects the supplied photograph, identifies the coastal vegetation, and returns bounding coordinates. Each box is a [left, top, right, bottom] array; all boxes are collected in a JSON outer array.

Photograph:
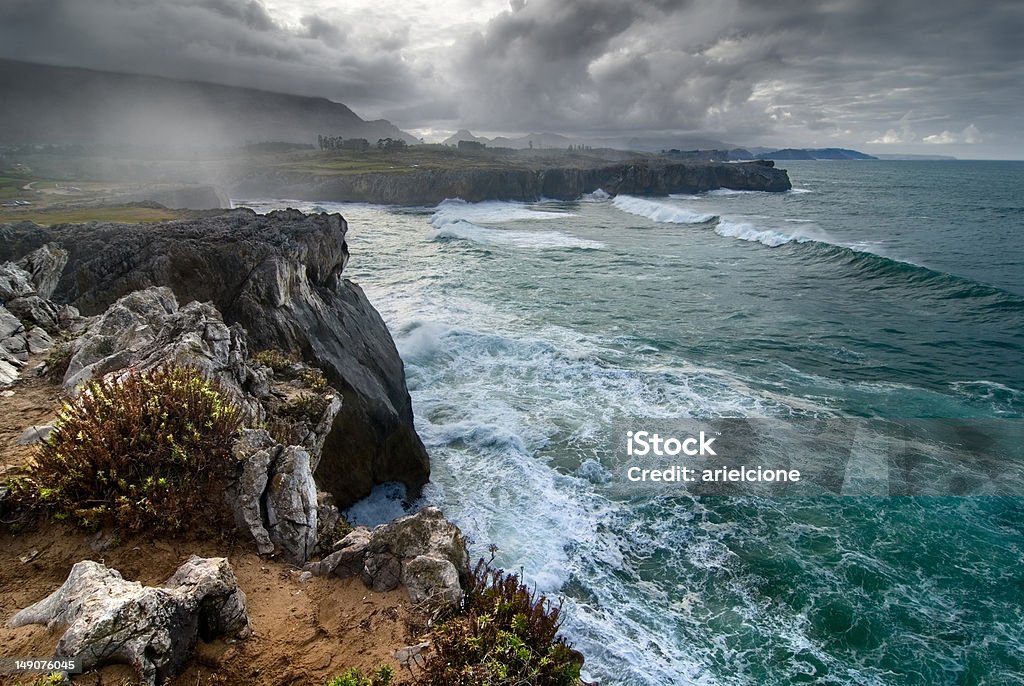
[[20, 365, 241, 532]]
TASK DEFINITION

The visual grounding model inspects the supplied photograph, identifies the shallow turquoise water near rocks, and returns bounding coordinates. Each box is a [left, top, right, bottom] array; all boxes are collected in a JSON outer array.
[[242, 160, 1024, 685]]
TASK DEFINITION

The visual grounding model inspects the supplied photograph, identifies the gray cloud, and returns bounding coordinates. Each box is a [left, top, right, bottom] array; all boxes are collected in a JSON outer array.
[[1, 0, 1022, 155], [0, 0, 423, 109], [454, 0, 1024, 153]]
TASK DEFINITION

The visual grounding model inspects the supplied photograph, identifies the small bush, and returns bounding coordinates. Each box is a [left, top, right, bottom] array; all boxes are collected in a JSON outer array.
[[281, 392, 330, 422], [253, 348, 295, 373], [300, 367, 329, 391], [415, 560, 582, 686], [326, 665, 393, 686], [31, 365, 242, 532], [44, 340, 73, 383]]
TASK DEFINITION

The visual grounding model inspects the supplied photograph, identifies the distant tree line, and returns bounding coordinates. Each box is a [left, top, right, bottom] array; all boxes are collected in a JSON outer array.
[[317, 136, 410, 151]]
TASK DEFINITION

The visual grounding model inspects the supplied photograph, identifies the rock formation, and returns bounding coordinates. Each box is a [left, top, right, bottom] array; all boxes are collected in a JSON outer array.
[[0, 243, 76, 385], [307, 507, 469, 614], [9, 556, 250, 685], [0, 211, 430, 507]]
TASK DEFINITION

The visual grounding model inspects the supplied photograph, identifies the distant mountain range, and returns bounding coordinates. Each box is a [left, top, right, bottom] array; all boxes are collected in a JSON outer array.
[[0, 59, 417, 147], [755, 148, 876, 160]]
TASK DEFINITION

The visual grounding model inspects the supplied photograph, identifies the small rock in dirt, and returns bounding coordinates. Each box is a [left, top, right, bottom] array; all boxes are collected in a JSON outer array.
[[18, 424, 54, 445]]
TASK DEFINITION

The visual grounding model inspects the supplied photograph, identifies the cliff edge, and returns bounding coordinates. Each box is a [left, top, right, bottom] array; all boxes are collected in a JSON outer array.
[[0, 209, 429, 507]]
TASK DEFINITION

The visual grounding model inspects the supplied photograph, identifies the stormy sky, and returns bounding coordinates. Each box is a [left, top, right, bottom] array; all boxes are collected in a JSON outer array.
[[1, 0, 1022, 157]]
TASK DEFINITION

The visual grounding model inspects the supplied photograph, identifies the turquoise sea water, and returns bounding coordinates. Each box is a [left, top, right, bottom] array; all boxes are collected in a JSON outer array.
[[241, 160, 1024, 685]]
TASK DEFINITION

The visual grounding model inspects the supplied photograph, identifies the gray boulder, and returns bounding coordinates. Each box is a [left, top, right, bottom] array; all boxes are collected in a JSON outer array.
[[308, 507, 469, 613], [8, 556, 250, 686], [6, 295, 61, 332]]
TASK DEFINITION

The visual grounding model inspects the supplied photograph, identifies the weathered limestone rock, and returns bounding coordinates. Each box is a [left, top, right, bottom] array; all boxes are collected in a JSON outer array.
[[8, 556, 250, 685], [228, 396, 342, 564], [0, 261, 33, 302], [307, 507, 469, 613], [16, 243, 68, 300], [7, 295, 62, 332], [17, 424, 54, 445], [25, 326, 52, 354], [64, 287, 269, 422]]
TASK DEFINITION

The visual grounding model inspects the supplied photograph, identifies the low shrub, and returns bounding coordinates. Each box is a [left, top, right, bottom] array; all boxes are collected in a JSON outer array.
[[414, 560, 582, 686], [300, 367, 329, 391], [31, 365, 242, 532], [253, 348, 295, 373], [326, 665, 394, 686], [280, 392, 331, 422], [43, 340, 73, 383]]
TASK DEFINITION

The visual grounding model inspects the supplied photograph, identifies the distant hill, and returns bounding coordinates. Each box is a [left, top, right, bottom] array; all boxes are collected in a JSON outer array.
[[0, 59, 416, 147], [756, 148, 877, 160]]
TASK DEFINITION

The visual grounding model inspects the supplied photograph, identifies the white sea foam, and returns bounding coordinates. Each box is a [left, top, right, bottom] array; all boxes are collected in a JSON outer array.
[[611, 195, 718, 224], [432, 197, 571, 225], [431, 219, 604, 249], [583, 188, 611, 200], [788, 187, 814, 194], [429, 199, 600, 249], [714, 219, 803, 247], [707, 188, 765, 196]]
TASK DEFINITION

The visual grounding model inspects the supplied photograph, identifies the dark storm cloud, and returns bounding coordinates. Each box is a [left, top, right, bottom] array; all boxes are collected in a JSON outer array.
[[0, 0, 421, 108], [455, 0, 1024, 150]]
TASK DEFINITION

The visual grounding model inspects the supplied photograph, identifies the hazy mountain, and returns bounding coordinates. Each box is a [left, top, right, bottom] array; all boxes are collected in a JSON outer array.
[[755, 148, 877, 160], [0, 59, 417, 147]]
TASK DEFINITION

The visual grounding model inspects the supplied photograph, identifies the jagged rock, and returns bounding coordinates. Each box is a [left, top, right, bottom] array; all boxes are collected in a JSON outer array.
[[0, 261, 33, 301], [17, 424, 54, 445], [229, 408, 341, 563], [7, 294, 62, 332], [16, 243, 68, 300], [0, 210, 429, 508], [305, 527, 372, 578], [230, 429, 277, 556], [0, 305, 21, 339], [0, 358, 18, 386], [265, 445, 319, 562], [63, 287, 269, 421], [8, 556, 250, 685], [25, 326, 52, 354]]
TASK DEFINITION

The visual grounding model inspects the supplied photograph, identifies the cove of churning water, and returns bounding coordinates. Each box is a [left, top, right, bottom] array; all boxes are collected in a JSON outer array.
[[239, 160, 1024, 686]]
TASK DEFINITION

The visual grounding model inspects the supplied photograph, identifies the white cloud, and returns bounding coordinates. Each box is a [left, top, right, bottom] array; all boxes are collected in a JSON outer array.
[[962, 123, 982, 143], [868, 129, 905, 144], [923, 130, 958, 144]]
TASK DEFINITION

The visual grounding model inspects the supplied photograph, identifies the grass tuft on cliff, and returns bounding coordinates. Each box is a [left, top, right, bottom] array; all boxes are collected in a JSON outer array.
[[25, 366, 241, 532], [414, 559, 583, 686]]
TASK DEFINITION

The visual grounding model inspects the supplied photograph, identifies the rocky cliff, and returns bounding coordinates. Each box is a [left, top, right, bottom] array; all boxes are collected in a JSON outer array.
[[0, 210, 429, 508], [231, 159, 791, 205]]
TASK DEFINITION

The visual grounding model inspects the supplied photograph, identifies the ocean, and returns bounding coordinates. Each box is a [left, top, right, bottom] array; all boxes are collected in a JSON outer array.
[[241, 160, 1024, 685]]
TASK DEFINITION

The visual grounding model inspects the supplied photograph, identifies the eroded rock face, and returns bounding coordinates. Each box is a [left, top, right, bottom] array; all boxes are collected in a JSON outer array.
[[16, 242, 68, 300], [0, 210, 429, 508], [8, 556, 250, 686], [308, 507, 469, 613]]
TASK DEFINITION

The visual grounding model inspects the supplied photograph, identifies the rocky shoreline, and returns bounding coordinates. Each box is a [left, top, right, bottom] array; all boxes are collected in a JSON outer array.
[[231, 159, 792, 205]]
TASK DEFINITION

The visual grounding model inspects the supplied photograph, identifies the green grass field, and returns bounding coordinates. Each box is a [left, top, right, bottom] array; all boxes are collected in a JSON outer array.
[[0, 205, 189, 225]]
